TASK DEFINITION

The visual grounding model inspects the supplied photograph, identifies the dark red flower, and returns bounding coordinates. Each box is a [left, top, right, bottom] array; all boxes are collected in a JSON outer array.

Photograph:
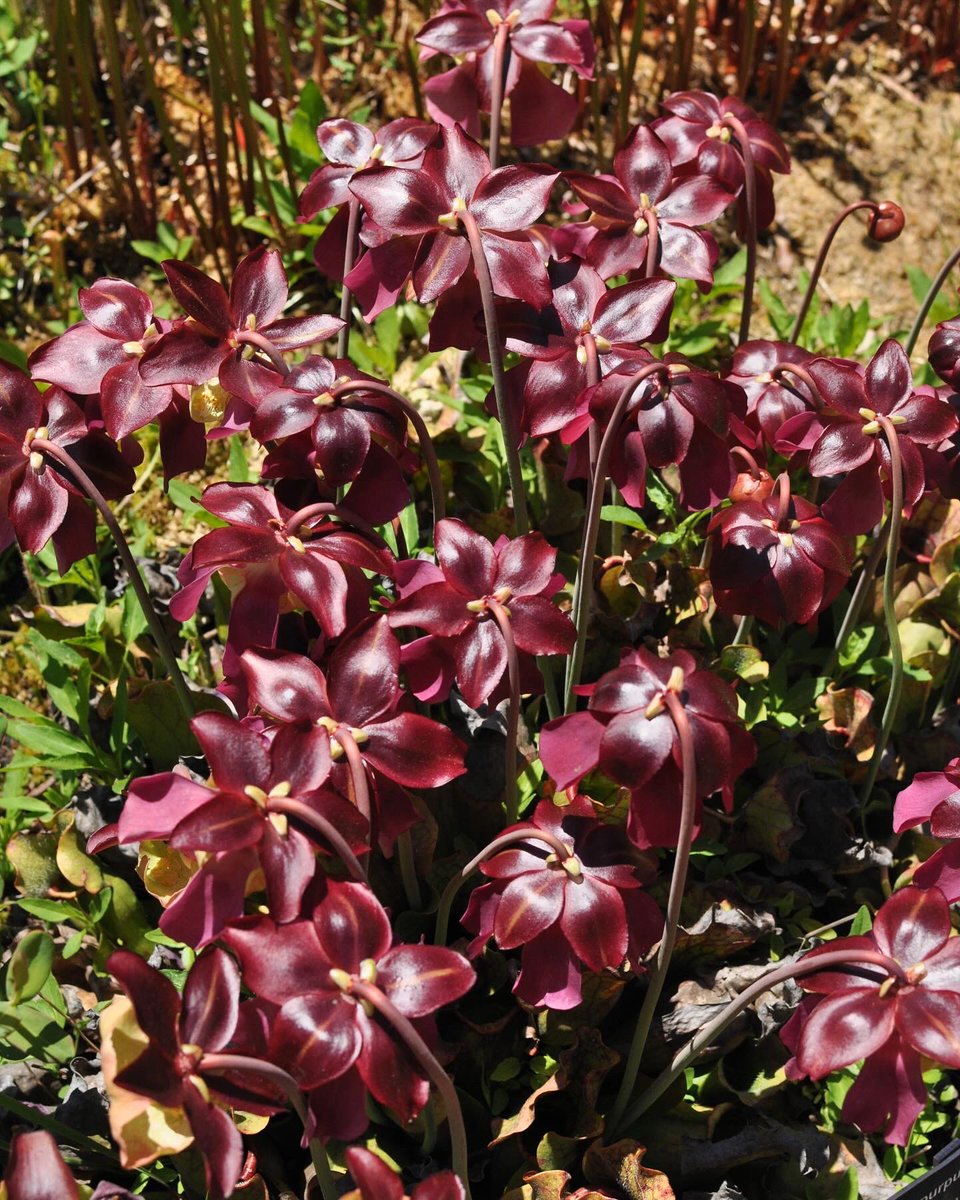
[[139, 247, 343, 406], [775, 340, 960, 534], [707, 477, 853, 627], [348, 125, 557, 312], [0, 363, 136, 570], [506, 259, 675, 437], [223, 881, 475, 1142], [387, 518, 575, 708], [108, 948, 279, 1200], [565, 125, 733, 285], [782, 886, 960, 1145], [723, 339, 815, 449], [103, 712, 364, 944], [928, 315, 960, 388], [417, 0, 594, 148], [170, 483, 394, 654], [563, 357, 745, 510], [461, 795, 662, 1009], [539, 649, 755, 847], [240, 618, 467, 851], [28, 278, 183, 441], [894, 758, 960, 901], [653, 91, 790, 229], [345, 1147, 465, 1200]]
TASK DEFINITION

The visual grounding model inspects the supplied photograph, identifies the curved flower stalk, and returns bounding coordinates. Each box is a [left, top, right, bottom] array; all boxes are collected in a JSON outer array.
[[89, 712, 368, 946], [707, 472, 854, 627], [543, 648, 755, 849], [894, 758, 960, 899], [388, 518, 575, 820], [416, 0, 594, 159], [223, 881, 475, 1192], [565, 125, 733, 287], [241, 618, 467, 852], [457, 795, 662, 1009]]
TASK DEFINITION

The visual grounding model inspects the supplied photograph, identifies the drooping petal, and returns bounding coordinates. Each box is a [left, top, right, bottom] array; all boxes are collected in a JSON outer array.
[[314, 880, 393, 973], [435, 517, 497, 595], [169, 794, 263, 853], [895, 989, 960, 1067], [107, 949, 181, 1047], [269, 993, 362, 1087], [356, 1012, 430, 1123], [181, 1082, 245, 1200], [452, 620, 507, 708], [538, 710, 605, 790], [162, 262, 233, 335], [840, 1034, 926, 1147], [513, 925, 583, 1009], [241, 648, 331, 723], [192, 712, 272, 794], [506, 61, 579, 146], [795, 988, 896, 1077], [118, 773, 214, 842], [4, 1130, 81, 1200], [377, 944, 476, 1016], [159, 851, 258, 948], [560, 876, 627, 973], [345, 1146, 405, 1200], [872, 885, 951, 965], [362, 713, 466, 788], [180, 948, 240, 1051], [493, 870, 565, 949], [470, 165, 558, 232]]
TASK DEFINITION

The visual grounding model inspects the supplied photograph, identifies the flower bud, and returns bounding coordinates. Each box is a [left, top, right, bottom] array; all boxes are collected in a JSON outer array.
[[867, 201, 905, 243]]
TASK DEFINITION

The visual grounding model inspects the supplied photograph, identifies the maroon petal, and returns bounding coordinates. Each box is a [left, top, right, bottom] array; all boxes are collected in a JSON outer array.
[[416, 8, 491, 53], [269, 723, 332, 795], [614, 125, 672, 206], [119, 772, 214, 842], [159, 853, 257, 948], [894, 770, 960, 832], [560, 876, 627, 972], [230, 246, 288, 327], [346, 1147, 405, 1200], [315, 880, 392, 973], [508, 595, 575, 656], [388, 580, 473, 636], [453, 620, 507, 708], [279, 549, 349, 638], [312, 406, 372, 485], [138, 325, 227, 387], [162, 262, 232, 334], [264, 313, 345, 351], [808, 423, 875, 476], [872, 885, 951, 965], [79, 277, 153, 338], [796, 988, 896, 1077], [657, 223, 717, 286], [511, 19, 586, 64], [192, 712, 272, 793], [181, 948, 240, 1051], [100, 360, 173, 439], [270, 993, 362, 1087], [4, 1130, 81, 1200], [495, 531, 559, 596], [107, 949, 181, 1046], [820, 462, 884, 535], [514, 925, 583, 1009], [657, 176, 733, 225], [181, 1082, 245, 1200], [593, 278, 676, 345], [412, 232, 471, 303], [481, 232, 552, 306], [865, 338, 912, 414], [260, 823, 318, 923], [242, 648, 331, 723], [470, 165, 558, 232], [363, 713, 466, 788], [565, 171, 637, 221], [349, 166, 446, 235], [493, 870, 565, 949], [377, 944, 475, 1016], [9, 466, 68, 554], [507, 62, 579, 146], [169, 794, 263, 853], [896, 990, 960, 1067], [538, 710, 605, 790], [222, 917, 327, 1004], [841, 1035, 926, 1147], [598, 709, 675, 788], [356, 1012, 429, 1123], [317, 118, 376, 167], [436, 517, 497, 595], [29, 323, 127, 395], [327, 617, 401, 724], [423, 65, 483, 140]]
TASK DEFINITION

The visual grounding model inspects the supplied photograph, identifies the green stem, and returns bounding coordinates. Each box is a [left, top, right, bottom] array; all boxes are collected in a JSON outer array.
[[615, 947, 908, 1129], [199, 1053, 333, 1200], [460, 209, 529, 534], [33, 439, 193, 724], [905, 242, 960, 357], [858, 416, 904, 805], [350, 982, 473, 1199], [332, 379, 446, 525], [607, 685, 698, 1136], [488, 597, 521, 824], [434, 827, 576, 945], [733, 614, 754, 645], [267, 795, 369, 883], [564, 362, 674, 710]]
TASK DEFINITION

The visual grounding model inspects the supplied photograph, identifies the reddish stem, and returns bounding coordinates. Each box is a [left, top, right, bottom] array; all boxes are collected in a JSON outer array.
[[236, 330, 290, 376], [774, 470, 792, 529], [487, 596, 522, 824], [643, 207, 660, 280], [333, 726, 372, 829], [730, 444, 762, 478], [267, 794, 369, 883], [332, 378, 446, 523], [337, 196, 362, 359], [489, 20, 511, 170], [770, 361, 825, 411], [281, 501, 387, 546], [722, 114, 758, 346]]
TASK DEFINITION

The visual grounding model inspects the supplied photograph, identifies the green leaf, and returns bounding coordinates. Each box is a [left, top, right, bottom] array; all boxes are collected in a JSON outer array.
[[5, 930, 54, 1004], [0, 998, 75, 1063], [600, 504, 647, 531], [490, 1057, 522, 1082], [849, 904, 873, 936], [720, 644, 770, 683], [16, 896, 88, 926]]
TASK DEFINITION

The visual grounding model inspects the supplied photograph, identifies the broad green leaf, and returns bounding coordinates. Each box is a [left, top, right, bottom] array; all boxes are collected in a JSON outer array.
[[5, 931, 54, 1004]]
